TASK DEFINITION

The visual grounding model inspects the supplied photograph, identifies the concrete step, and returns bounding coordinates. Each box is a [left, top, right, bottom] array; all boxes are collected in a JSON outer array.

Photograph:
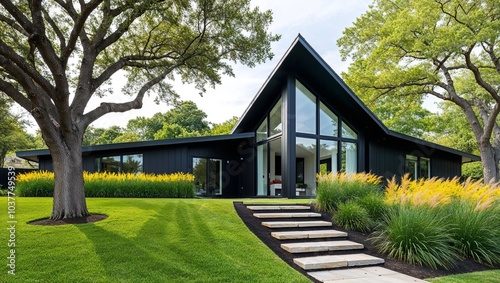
[[294, 254, 384, 271], [271, 230, 348, 240], [281, 240, 364, 253], [262, 221, 332, 228], [308, 266, 430, 283], [253, 212, 322, 219], [247, 205, 311, 211]]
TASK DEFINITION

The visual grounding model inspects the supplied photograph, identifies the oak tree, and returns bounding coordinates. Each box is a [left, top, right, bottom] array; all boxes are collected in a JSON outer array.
[[338, 0, 500, 182], [0, 0, 279, 219]]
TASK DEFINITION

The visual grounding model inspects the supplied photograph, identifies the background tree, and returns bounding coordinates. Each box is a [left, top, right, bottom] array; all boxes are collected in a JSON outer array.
[[338, 0, 500, 182], [0, 95, 31, 167], [0, 0, 279, 219], [209, 116, 239, 135]]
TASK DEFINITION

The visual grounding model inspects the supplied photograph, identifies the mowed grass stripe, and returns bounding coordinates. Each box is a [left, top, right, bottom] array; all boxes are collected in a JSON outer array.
[[1, 198, 311, 283]]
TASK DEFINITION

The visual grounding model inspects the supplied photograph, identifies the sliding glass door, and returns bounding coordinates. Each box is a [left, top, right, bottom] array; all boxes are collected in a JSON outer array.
[[193, 157, 222, 196]]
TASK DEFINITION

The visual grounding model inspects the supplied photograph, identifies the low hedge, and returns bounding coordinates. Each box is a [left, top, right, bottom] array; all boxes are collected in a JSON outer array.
[[16, 171, 195, 198]]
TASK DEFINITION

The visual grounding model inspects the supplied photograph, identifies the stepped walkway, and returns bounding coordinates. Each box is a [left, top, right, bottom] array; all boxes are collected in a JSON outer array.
[[240, 203, 429, 283]]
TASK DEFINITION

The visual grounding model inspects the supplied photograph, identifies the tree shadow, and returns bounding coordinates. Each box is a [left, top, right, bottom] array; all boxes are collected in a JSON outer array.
[[76, 200, 220, 282]]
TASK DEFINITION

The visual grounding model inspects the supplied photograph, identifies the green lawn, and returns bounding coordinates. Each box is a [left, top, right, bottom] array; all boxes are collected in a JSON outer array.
[[1, 197, 497, 283], [0, 197, 312, 283], [427, 270, 500, 283]]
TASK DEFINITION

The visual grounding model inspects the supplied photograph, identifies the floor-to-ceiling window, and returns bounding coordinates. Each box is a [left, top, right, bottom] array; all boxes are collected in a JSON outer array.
[[295, 80, 359, 196], [193, 157, 222, 196], [256, 98, 282, 196]]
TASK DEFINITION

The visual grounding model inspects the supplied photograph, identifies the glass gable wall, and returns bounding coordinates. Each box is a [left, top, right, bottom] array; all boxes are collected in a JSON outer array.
[[254, 80, 359, 198], [295, 80, 359, 196]]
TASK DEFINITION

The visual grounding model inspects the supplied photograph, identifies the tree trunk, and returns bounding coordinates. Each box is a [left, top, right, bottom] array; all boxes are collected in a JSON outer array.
[[478, 142, 499, 183], [48, 139, 89, 220]]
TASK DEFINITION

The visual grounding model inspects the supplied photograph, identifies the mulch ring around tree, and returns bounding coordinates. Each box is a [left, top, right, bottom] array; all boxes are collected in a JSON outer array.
[[28, 214, 108, 226], [233, 201, 496, 282]]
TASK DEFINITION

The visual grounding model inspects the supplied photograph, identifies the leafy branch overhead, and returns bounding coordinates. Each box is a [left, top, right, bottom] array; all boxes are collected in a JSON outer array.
[[0, 0, 279, 219], [0, 0, 279, 137], [338, 0, 500, 182]]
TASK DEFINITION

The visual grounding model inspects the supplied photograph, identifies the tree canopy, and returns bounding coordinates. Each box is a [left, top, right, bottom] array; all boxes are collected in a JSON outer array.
[[338, 0, 500, 181], [0, 0, 279, 219]]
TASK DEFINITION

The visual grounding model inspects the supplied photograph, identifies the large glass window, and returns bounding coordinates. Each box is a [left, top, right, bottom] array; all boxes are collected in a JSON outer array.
[[420, 157, 430, 179], [320, 102, 338, 137], [257, 144, 268, 196], [96, 154, 143, 173], [256, 119, 267, 142], [342, 122, 357, 139], [122, 154, 143, 174], [406, 155, 431, 180], [405, 155, 418, 179], [341, 142, 357, 174], [296, 81, 317, 134], [296, 137, 317, 196], [270, 98, 282, 136], [320, 140, 338, 174], [193, 157, 222, 196]]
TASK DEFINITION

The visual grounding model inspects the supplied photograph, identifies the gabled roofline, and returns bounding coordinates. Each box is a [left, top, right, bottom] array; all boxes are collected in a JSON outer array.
[[231, 34, 480, 163]]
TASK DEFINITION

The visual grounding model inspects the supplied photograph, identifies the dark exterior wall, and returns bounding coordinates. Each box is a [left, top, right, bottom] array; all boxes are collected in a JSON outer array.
[[39, 137, 255, 198], [368, 139, 462, 181]]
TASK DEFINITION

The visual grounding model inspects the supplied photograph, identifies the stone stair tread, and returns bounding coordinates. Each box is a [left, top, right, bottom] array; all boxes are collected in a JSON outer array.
[[281, 240, 364, 253], [271, 230, 348, 240], [247, 205, 311, 211], [253, 212, 321, 219], [262, 221, 332, 228], [308, 266, 430, 283], [294, 254, 384, 270]]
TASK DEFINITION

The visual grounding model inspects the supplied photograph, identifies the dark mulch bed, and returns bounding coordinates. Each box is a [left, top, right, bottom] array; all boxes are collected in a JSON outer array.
[[233, 202, 495, 282], [28, 214, 108, 226]]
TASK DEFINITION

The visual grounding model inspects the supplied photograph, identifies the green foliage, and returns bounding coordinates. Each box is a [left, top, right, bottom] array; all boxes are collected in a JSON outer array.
[[0, 95, 32, 166], [210, 116, 240, 135], [357, 192, 389, 222], [444, 201, 500, 266], [338, 0, 500, 179], [462, 162, 484, 181], [371, 205, 459, 270], [16, 171, 195, 198], [333, 201, 373, 233], [315, 172, 382, 211]]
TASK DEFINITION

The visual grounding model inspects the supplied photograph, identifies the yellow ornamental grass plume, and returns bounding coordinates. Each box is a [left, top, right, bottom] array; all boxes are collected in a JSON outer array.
[[385, 174, 500, 210], [316, 171, 381, 186]]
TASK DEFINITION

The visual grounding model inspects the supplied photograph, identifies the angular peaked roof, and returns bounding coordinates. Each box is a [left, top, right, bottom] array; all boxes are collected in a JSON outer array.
[[232, 35, 479, 163]]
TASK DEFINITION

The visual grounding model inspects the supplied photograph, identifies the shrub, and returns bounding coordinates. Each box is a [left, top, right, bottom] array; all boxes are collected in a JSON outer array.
[[315, 172, 382, 211], [333, 201, 373, 233], [17, 171, 195, 198], [444, 201, 500, 266], [370, 205, 459, 270]]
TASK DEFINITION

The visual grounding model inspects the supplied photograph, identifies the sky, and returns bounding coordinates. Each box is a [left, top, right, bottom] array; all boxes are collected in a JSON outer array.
[[20, 0, 374, 133], [84, 0, 374, 130]]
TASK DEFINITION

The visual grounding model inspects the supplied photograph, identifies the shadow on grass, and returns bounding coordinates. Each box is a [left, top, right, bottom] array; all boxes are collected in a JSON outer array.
[[76, 200, 220, 282]]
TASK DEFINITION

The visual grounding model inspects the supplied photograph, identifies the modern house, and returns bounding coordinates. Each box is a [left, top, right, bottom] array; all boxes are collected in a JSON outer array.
[[17, 35, 479, 198]]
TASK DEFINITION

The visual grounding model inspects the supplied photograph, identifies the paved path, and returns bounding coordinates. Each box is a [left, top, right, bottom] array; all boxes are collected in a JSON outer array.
[[247, 204, 430, 283]]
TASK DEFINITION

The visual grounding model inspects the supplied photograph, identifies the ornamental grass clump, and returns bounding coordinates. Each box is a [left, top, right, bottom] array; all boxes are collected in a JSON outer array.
[[315, 172, 382, 211], [333, 201, 373, 233], [370, 205, 459, 270], [17, 171, 195, 198], [444, 201, 500, 266]]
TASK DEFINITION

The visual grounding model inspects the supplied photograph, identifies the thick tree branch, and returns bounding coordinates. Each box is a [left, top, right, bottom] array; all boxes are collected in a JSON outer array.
[[463, 46, 500, 103], [0, 0, 34, 34], [0, 78, 32, 111]]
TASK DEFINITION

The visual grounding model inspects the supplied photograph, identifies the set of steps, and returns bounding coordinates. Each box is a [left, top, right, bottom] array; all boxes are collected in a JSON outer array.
[[247, 204, 428, 283]]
